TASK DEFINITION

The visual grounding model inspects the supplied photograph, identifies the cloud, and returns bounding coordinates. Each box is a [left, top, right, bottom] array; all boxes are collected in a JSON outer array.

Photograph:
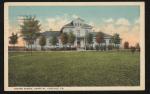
[[47, 15, 70, 31], [104, 18, 114, 23], [17, 16, 25, 25], [45, 14, 85, 31], [92, 18, 140, 46], [134, 17, 140, 24], [72, 14, 79, 19], [116, 18, 130, 26]]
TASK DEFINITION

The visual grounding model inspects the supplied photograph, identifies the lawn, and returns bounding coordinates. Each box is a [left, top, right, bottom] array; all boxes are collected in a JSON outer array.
[[9, 51, 140, 86]]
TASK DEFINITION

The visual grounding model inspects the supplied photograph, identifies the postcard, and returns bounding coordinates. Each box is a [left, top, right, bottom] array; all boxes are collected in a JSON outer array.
[[4, 2, 145, 91]]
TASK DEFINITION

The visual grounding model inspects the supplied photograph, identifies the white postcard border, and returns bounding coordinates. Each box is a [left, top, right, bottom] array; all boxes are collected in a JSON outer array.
[[4, 2, 145, 91]]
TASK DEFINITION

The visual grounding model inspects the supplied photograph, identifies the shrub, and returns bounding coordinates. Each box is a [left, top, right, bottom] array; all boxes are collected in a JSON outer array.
[[108, 45, 113, 50], [124, 41, 129, 49], [103, 45, 106, 51], [86, 46, 89, 50], [95, 45, 99, 51], [50, 47, 77, 51], [135, 43, 140, 52], [130, 46, 136, 54]]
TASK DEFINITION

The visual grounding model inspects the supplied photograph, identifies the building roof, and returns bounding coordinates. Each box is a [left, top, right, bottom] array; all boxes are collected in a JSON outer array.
[[61, 18, 92, 31], [82, 23, 92, 28], [41, 31, 113, 39], [91, 32, 113, 38], [41, 31, 60, 38], [63, 21, 74, 27], [75, 17, 85, 21], [63, 21, 92, 28]]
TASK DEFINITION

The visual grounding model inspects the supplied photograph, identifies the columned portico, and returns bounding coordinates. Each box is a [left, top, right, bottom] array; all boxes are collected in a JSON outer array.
[[60, 18, 93, 49]]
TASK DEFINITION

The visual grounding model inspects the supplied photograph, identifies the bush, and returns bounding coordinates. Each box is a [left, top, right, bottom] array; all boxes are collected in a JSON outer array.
[[100, 46, 103, 51], [103, 45, 106, 51], [124, 41, 129, 49], [95, 45, 99, 51], [108, 45, 113, 50], [135, 43, 140, 52], [85, 46, 93, 50], [90, 46, 93, 50], [86, 46, 89, 50], [136, 48, 140, 52], [130, 46, 136, 54], [50, 47, 77, 51]]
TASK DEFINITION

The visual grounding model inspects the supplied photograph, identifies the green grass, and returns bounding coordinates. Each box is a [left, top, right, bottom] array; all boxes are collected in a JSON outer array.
[[9, 51, 140, 86]]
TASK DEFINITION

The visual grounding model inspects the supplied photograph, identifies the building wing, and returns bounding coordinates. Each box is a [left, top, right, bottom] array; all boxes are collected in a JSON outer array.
[[42, 31, 60, 38]]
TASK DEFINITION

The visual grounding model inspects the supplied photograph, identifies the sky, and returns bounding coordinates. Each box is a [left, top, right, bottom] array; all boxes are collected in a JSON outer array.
[[8, 6, 140, 47]]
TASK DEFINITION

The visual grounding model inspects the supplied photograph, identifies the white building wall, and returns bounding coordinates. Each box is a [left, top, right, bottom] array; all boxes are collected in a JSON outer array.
[[105, 39, 110, 46]]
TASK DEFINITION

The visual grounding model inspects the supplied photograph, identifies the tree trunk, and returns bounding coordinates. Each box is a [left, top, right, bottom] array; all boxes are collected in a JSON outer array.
[[105, 42, 106, 51], [13, 44, 15, 51], [41, 46, 42, 51], [34, 40, 36, 51], [63, 45, 64, 50], [30, 44, 32, 56], [98, 43, 100, 50], [65, 44, 67, 50], [24, 42, 26, 51], [70, 44, 71, 50], [27, 42, 29, 51]]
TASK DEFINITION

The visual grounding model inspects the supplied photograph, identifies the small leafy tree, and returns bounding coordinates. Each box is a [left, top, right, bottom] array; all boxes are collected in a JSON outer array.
[[9, 32, 18, 50], [60, 32, 68, 49], [96, 32, 104, 50], [20, 16, 41, 54], [68, 32, 75, 49], [50, 35, 58, 48], [112, 33, 121, 49], [86, 33, 93, 49], [39, 36, 46, 50], [124, 41, 129, 49]]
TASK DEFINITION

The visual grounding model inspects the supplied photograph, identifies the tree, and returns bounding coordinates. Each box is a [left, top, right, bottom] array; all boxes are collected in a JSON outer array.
[[135, 43, 140, 52], [39, 36, 46, 50], [60, 32, 68, 49], [112, 33, 121, 49], [124, 41, 129, 49], [20, 16, 41, 53], [9, 32, 18, 50], [96, 32, 104, 50], [86, 33, 93, 49], [68, 32, 75, 49], [50, 35, 58, 48]]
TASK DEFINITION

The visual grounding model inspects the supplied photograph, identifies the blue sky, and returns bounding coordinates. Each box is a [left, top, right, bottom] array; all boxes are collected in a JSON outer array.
[[9, 6, 140, 25], [8, 6, 140, 46]]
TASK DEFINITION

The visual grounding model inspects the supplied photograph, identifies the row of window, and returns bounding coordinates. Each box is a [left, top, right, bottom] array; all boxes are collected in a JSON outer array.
[[74, 23, 82, 27]]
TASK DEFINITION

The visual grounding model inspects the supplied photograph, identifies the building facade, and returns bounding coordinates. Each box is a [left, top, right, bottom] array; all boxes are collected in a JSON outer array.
[[26, 18, 120, 50], [60, 18, 93, 48]]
